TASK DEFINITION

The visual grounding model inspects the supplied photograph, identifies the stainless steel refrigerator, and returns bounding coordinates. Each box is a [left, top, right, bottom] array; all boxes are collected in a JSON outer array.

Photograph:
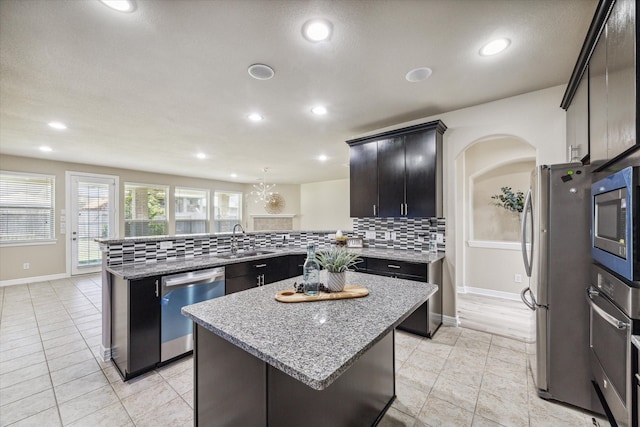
[[520, 163, 601, 413]]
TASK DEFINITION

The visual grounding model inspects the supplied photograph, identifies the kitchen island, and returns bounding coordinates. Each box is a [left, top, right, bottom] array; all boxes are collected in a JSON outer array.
[[182, 271, 437, 427]]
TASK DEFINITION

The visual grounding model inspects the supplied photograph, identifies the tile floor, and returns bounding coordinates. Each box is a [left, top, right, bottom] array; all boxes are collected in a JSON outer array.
[[0, 274, 609, 426]]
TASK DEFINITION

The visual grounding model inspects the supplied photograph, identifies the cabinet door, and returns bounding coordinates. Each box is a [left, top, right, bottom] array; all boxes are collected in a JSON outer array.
[[349, 142, 378, 217], [265, 256, 289, 284], [605, 0, 636, 159], [129, 276, 160, 374], [405, 130, 437, 217], [289, 254, 306, 278], [226, 275, 256, 295], [377, 137, 406, 217]]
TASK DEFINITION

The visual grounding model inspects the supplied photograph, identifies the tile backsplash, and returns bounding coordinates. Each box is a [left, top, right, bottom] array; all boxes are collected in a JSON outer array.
[[102, 217, 445, 267]]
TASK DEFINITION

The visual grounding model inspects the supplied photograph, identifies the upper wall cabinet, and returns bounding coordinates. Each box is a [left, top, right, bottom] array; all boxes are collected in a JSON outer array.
[[346, 120, 446, 218], [562, 0, 638, 168]]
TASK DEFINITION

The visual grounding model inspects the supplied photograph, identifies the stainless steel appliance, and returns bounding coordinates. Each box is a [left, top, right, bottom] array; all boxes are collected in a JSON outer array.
[[592, 166, 639, 282], [588, 264, 640, 427], [160, 267, 225, 362], [521, 163, 601, 412]]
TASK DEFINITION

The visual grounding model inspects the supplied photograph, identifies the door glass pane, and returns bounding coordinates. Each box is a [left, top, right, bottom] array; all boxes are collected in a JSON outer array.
[[77, 181, 110, 266]]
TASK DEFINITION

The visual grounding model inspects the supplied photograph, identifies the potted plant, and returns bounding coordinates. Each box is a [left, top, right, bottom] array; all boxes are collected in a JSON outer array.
[[316, 247, 362, 292], [491, 186, 525, 213]]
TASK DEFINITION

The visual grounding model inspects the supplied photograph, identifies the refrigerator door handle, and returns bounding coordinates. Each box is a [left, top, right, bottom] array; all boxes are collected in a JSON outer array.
[[521, 189, 533, 278], [521, 287, 536, 311]]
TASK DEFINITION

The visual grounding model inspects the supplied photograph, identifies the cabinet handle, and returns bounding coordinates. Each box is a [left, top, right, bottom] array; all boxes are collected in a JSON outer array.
[[404, 203, 408, 216], [255, 264, 267, 268], [257, 275, 261, 286], [400, 203, 404, 215], [387, 264, 401, 269], [373, 204, 377, 216], [155, 280, 159, 297]]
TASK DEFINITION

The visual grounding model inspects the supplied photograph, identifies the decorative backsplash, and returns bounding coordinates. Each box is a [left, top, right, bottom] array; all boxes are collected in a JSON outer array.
[[102, 217, 445, 267], [352, 217, 445, 252]]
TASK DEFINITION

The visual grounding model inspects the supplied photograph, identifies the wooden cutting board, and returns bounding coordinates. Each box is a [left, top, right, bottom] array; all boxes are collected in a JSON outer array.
[[275, 285, 369, 303]]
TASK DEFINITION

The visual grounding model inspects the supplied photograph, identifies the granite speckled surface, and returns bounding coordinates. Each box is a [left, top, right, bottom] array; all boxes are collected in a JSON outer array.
[[107, 248, 444, 280], [181, 271, 437, 390]]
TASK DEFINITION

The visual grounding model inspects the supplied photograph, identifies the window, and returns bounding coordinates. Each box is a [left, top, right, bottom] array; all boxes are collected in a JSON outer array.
[[0, 171, 55, 244], [213, 191, 242, 232], [124, 183, 168, 237], [175, 187, 209, 234]]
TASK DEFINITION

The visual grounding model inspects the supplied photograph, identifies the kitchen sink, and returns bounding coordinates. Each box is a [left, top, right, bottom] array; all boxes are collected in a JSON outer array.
[[215, 250, 275, 260]]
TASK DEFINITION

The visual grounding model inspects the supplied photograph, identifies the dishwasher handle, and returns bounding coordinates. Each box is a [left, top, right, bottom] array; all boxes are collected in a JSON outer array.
[[163, 268, 225, 288]]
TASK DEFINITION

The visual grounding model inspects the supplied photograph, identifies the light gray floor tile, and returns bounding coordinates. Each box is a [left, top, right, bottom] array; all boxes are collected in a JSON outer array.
[[5, 406, 62, 427], [164, 368, 193, 396], [111, 370, 164, 399], [397, 360, 439, 392], [67, 401, 133, 427], [0, 388, 56, 427], [42, 331, 85, 351], [480, 370, 528, 406], [44, 339, 89, 360], [58, 384, 119, 425], [0, 351, 45, 375], [39, 325, 80, 342], [181, 389, 194, 409], [131, 396, 192, 427], [379, 407, 417, 427], [475, 389, 529, 426], [54, 370, 110, 403], [121, 380, 180, 421], [417, 395, 474, 427], [0, 361, 49, 389], [394, 379, 430, 417], [431, 375, 480, 413], [47, 348, 95, 372], [0, 342, 42, 363], [50, 358, 101, 387], [156, 355, 192, 379], [0, 374, 52, 406], [0, 333, 41, 350]]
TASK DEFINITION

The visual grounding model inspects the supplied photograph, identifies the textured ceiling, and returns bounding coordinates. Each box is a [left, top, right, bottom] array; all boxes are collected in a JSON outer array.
[[0, 0, 597, 184]]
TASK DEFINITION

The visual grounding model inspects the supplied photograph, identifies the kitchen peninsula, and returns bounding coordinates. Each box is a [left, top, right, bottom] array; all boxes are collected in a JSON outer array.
[[182, 272, 437, 427]]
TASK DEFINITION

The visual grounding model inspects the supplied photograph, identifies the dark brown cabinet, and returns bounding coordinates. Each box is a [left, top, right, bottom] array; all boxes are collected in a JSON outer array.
[[349, 141, 379, 217], [225, 256, 291, 295], [562, 0, 638, 167], [111, 274, 161, 380], [347, 120, 446, 218], [358, 257, 442, 338]]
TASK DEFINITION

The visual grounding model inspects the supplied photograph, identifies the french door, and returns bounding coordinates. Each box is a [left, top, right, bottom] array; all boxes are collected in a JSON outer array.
[[68, 173, 118, 275]]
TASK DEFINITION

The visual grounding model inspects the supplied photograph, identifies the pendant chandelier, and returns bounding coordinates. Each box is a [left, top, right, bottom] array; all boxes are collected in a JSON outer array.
[[250, 167, 277, 204]]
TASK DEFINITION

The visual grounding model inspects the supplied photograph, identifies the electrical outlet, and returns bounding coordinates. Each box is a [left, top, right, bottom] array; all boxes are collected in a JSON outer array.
[[364, 230, 376, 239], [436, 233, 444, 243], [23, 263, 30, 270], [390, 231, 397, 240], [159, 241, 173, 249], [515, 274, 522, 283]]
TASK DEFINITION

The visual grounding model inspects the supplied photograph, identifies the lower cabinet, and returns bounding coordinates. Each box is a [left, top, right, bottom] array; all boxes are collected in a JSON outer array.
[[360, 257, 442, 338], [111, 274, 161, 380], [225, 255, 292, 295]]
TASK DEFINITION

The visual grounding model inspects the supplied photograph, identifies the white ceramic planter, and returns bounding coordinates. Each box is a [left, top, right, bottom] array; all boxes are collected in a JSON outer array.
[[326, 272, 346, 292]]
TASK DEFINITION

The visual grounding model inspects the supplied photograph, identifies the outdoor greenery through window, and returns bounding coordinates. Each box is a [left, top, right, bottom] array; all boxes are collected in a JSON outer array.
[[175, 187, 209, 234], [0, 171, 55, 244], [124, 183, 168, 237], [214, 191, 242, 232]]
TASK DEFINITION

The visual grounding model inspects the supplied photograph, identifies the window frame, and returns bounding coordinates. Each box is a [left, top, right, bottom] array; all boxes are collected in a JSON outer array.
[[174, 186, 210, 235], [0, 171, 56, 246], [123, 182, 169, 238]]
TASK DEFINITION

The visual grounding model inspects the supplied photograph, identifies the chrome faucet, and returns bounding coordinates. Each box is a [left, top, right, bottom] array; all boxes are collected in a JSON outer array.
[[231, 223, 245, 254]]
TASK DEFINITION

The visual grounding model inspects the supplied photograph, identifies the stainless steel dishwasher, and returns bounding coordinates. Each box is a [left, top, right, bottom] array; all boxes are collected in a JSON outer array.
[[160, 267, 225, 362]]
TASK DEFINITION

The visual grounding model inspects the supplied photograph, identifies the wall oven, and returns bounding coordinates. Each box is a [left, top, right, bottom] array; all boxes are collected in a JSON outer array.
[[588, 264, 639, 427], [592, 166, 639, 282]]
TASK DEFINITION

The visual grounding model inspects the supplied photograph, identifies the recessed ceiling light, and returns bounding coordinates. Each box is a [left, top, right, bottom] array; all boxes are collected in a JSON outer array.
[[196, 153, 206, 159], [248, 113, 264, 122], [248, 64, 275, 80], [318, 155, 328, 162], [405, 67, 433, 82], [39, 146, 53, 152], [311, 106, 327, 115], [230, 173, 238, 178], [98, 0, 135, 13], [480, 38, 511, 56], [48, 121, 67, 130], [302, 19, 332, 42]]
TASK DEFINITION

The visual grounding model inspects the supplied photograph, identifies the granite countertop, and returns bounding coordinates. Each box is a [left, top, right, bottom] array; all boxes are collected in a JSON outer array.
[[181, 271, 437, 390], [107, 248, 445, 280]]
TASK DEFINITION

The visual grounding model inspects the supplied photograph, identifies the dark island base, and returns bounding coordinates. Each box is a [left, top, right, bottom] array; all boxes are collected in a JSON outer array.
[[194, 325, 396, 427]]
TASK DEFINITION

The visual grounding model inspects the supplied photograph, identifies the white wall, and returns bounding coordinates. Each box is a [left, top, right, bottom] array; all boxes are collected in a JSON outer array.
[[300, 179, 351, 231]]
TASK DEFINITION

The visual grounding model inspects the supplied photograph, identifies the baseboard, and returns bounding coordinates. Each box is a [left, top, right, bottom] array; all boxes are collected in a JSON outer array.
[[457, 286, 521, 302], [0, 273, 69, 287], [443, 314, 459, 327], [100, 345, 112, 362]]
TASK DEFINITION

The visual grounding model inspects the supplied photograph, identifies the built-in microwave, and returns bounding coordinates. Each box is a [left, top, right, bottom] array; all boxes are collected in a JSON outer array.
[[592, 166, 639, 282]]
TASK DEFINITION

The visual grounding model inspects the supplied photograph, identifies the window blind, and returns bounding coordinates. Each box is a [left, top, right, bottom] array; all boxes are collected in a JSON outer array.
[[0, 171, 55, 243]]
